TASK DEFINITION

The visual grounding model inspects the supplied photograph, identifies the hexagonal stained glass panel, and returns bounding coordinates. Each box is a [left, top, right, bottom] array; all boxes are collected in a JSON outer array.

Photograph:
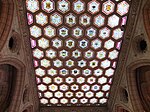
[[86, 27, 97, 38], [33, 48, 44, 59], [44, 25, 56, 38], [91, 39, 102, 49], [58, 26, 69, 37], [102, 0, 115, 15], [46, 49, 57, 59], [88, 0, 100, 14], [72, 27, 83, 38], [58, 0, 70, 13], [30, 25, 42, 38], [117, 1, 130, 16], [42, 0, 55, 13], [36, 12, 48, 26], [73, 0, 85, 14], [41, 59, 50, 68], [65, 13, 76, 27], [79, 14, 91, 26], [108, 15, 120, 28], [38, 38, 49, 49], [99, 27, 110, 39], [50, 12, 63, 26], [26, 0, 39, 13], [26, 0, 131, 107], [94, 14, 105, 27]]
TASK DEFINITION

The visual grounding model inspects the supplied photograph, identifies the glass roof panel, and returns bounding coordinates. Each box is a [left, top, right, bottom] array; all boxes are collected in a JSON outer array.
[[25, 0, 131, 106]]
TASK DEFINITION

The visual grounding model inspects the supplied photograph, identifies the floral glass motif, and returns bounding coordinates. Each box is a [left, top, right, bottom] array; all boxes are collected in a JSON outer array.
[[26, 0, 131, 106]]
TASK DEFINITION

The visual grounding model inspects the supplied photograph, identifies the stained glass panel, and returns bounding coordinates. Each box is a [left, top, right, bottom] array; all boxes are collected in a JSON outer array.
[[25, 0, 131, 106]]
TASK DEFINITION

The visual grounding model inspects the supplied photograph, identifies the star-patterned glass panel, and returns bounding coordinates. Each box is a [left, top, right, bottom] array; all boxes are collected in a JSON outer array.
[[26, 0, 131, 107]]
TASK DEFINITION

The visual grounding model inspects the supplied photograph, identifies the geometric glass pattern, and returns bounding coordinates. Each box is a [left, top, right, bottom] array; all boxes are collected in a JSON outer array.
[[26, 0, 131, 106]]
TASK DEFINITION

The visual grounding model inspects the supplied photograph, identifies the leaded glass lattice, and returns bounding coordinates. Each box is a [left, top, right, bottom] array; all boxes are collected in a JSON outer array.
[[25, 0, 131, 106]]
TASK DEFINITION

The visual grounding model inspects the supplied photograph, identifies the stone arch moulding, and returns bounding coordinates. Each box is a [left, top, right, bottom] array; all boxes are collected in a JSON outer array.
[[143, 0, 150, 41], [23, 85, 30, 104], [0, 58, 26, 112], [119, 87, 129, 103], [21, 105, 34, 112], [0, 64, 18, 111], [115, 105, 131, 112], [136, 65, 150, 111], [108, 0, 141, 109], [0, 0, 14, 51], [126, 59, 150, 112]]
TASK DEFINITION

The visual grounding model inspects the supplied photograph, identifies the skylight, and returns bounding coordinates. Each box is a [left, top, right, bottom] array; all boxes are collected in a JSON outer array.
[[25, 0, 131, 106]]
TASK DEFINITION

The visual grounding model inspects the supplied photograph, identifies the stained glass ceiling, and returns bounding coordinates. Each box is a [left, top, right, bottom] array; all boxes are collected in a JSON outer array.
[[25, 0, 131, 106]]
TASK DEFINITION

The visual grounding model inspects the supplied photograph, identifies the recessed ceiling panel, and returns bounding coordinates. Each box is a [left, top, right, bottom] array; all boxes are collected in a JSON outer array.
[[25, 0, 131, 106]]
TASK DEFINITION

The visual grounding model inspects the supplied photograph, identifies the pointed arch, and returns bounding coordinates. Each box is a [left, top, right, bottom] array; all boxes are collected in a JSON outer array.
[[116, 106, 130, 112], [126, 60, 150, 112], [136, 65, 150, 111], [143, 0, 150, 40], [0, 0, 14, 51], [0, 58, 26, 112]]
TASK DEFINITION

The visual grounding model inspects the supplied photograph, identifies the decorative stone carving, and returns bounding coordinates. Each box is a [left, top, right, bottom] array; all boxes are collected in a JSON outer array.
[[115, 105, 130, 112], [22, 106, 33, 112], [109, 0, 141, 109], [9, 31, 21, 53], [16, 0, 40, 111], [132, 34, 148, 55], [23, 86, 29, 104], [120, 87, 128, 103]]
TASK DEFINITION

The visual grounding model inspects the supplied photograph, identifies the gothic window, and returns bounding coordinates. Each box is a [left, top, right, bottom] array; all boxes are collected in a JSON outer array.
[[25, 0, 131, 106]]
